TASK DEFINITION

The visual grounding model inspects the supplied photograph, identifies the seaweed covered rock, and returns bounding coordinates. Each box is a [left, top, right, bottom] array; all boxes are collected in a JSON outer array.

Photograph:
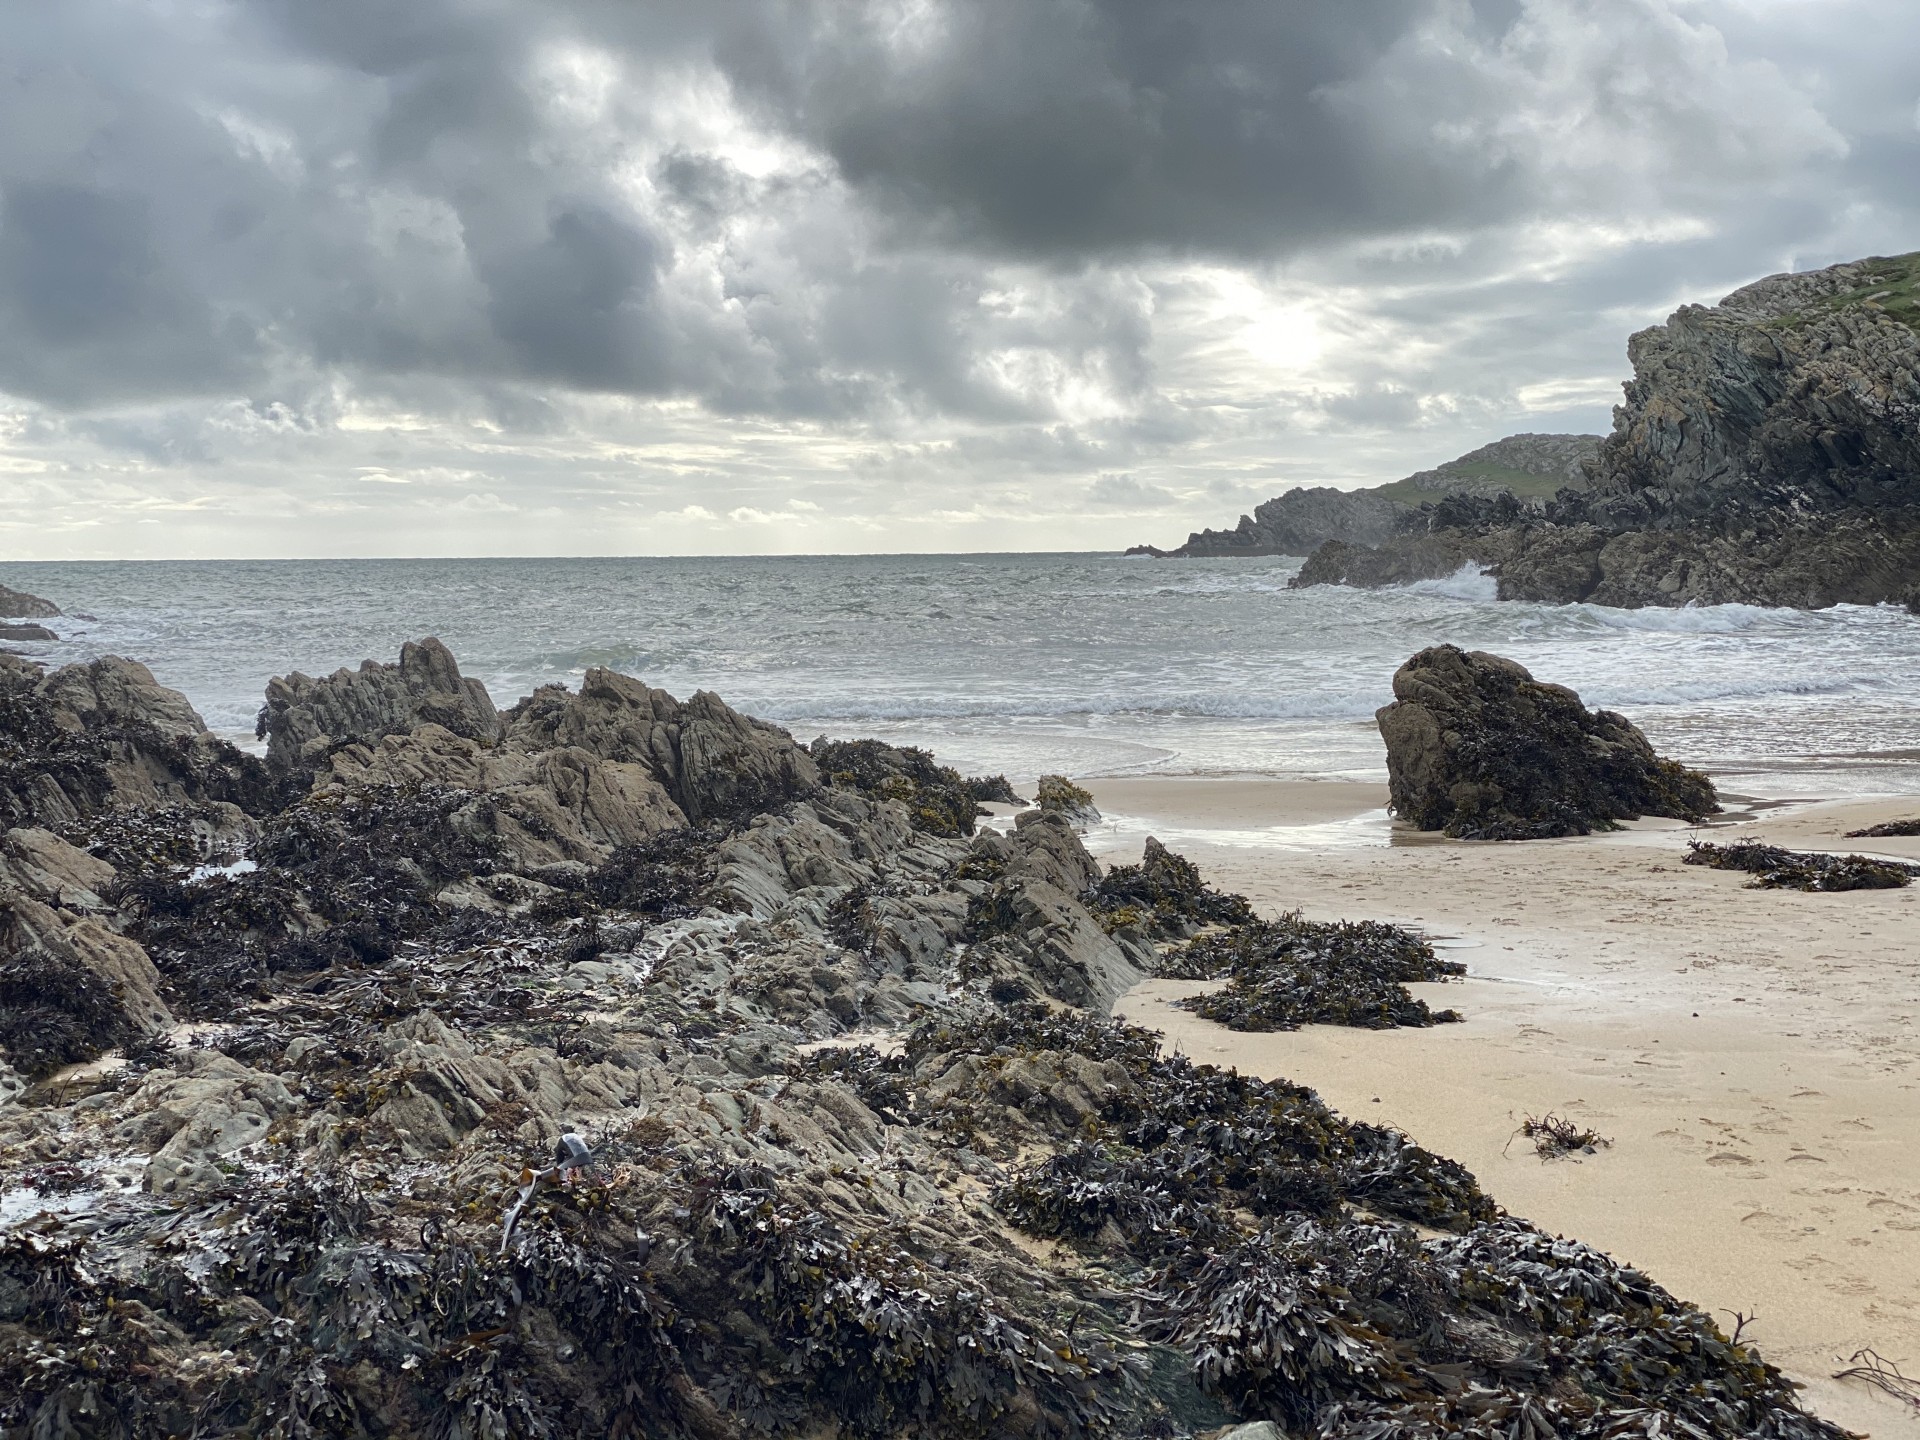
[[810, 735, 1009, 837], [1164, 912, 1463, 1030], [1090, 836, 1255, 939], [258, 636, 503, 776], [0, 829, 172, 1077], [1684, 838, 1917, 891], [0, 643, 1857, 1440], [1378, 645, 1718, 839], [0, 655, 280, 828], [0, 582, 60, 619], [1035, 773, 1101, 829]]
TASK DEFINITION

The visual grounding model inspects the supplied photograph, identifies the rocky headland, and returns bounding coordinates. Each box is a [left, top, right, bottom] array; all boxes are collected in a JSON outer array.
[[1129, 434, 1599, 559], [0, 636, 1853, 1438], [1139, 251, 1920, 610], [1291, 252, 1920, 607]]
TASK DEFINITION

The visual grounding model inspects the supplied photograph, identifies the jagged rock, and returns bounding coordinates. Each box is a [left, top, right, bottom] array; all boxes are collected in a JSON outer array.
[[0, 584, 60, 619], [1289, 533, 1489, 590], [506, 668, 818, 824], [1, 656, 276, 827], [259, 636, 503, 775], [0, 828, 117, 911], [0, 624, 55, 642], [117, 1050, 296, 1191], [1150, 486, 1406, 558], [1377, 645, 1718, 840], [318, 723, 687, 867], [1034, 775, 1101, 831]]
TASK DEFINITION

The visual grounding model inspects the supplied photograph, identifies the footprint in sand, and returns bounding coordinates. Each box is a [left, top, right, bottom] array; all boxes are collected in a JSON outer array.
[[1866, 1198, 1920, 1231], [1785, 1151, 1828, 1165], [1707, 1152, 1756, 1167]]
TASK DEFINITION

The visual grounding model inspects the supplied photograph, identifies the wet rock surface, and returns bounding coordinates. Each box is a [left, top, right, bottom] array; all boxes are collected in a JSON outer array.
[[0, 640, 1846, 1438], [1378, 646, 1718, 840]]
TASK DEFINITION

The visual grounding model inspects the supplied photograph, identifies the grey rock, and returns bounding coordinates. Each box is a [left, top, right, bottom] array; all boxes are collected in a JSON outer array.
[[0, 584, 60, 619], [260, 636, 502, 775], [0, 624, 56, 642], [505, 667, 819, 824]]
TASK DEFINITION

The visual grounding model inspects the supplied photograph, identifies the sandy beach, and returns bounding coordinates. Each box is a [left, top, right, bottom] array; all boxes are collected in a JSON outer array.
[[1084, 775, 1920, 1439]]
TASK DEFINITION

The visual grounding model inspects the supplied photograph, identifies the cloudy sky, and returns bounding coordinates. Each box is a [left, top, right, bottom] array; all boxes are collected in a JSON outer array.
[[4, 0, 1916, 559]]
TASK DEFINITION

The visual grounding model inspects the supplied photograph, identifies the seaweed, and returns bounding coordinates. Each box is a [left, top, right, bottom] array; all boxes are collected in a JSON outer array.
[[1683, 839, 1916, 891], [1164, 913, 1464, 1031], [701, 1180, 1138, 1436], [1089, 837, 1255, 938], [1511, 1113, 1612, 1161], [1036, 775, 1099, 823], [1843, 817, 1920, 838], [585, 825, 719, 916], [786, 1043, 916, 1126], [811, 736, 993, 837], [0, 944, 134, 1078]]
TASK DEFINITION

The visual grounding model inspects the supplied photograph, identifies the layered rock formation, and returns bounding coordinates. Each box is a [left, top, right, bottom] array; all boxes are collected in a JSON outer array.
[[1378, 645, 1718, 839], [1292, 251, 1920, 607], [0, 639, 1846, 1439], [1131, 434, 1599, 558]]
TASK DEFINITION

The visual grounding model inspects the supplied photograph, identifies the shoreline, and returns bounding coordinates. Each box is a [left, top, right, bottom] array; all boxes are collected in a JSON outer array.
[[1084, 774, 1920, 1439]]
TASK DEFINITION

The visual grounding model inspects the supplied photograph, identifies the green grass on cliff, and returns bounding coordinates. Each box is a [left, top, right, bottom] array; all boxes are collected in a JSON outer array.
[[1770, 250, 1920, 332], [1371, 462, 1583, 504]]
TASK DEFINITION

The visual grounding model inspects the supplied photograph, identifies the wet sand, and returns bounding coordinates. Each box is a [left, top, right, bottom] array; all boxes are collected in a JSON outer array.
[[1085, 776, 1920, 1438]]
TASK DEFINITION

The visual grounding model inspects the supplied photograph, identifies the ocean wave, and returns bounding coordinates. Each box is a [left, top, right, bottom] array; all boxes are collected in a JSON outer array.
[[1394, 564, 1500, 602]]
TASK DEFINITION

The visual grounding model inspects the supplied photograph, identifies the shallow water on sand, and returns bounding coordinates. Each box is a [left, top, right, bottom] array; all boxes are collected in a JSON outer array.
[[8, 553, 1920, 794]]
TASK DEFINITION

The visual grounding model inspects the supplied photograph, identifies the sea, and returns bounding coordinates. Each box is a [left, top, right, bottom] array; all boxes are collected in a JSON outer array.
[[8, 553, 1920, 799]]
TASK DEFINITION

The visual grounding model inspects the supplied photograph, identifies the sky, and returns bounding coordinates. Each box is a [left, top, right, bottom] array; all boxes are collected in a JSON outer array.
[[2, 0, 1916, 560]]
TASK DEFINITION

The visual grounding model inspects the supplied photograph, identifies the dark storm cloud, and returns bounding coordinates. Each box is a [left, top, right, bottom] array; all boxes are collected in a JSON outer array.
[[0, 0, 1695, 415], [1, 0, 1914, 560], [716, 0, 1529, 258]]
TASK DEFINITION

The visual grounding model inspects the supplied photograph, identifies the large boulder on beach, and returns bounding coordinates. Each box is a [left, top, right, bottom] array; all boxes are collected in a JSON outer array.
[[258, 636, 503, 775], [1377, 644, 1718, 840]]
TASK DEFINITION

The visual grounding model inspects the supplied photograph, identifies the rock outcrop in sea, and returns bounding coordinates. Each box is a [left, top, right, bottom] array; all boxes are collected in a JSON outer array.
[[1292, 251, 1920, 607], [0, 639, 1845, 1438], [0, 584, 60, 620], [1129, 434, 1599, 558], [1378, 645, 1719, 840]]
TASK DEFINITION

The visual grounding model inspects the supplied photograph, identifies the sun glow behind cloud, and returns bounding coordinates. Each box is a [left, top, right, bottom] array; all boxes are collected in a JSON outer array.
[[0, 0, 1914, 557]]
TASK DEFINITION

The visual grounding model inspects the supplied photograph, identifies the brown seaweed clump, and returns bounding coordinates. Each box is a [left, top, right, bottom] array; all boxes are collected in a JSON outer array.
[[1161, 912, 1464, 1031], [811, 736, 1013, 838], [1844, 816, 1920, 838], [1684, 838, 1917, 891], [1513, 1112, 1612, 1160], [1088, 836, 1256, 939]]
